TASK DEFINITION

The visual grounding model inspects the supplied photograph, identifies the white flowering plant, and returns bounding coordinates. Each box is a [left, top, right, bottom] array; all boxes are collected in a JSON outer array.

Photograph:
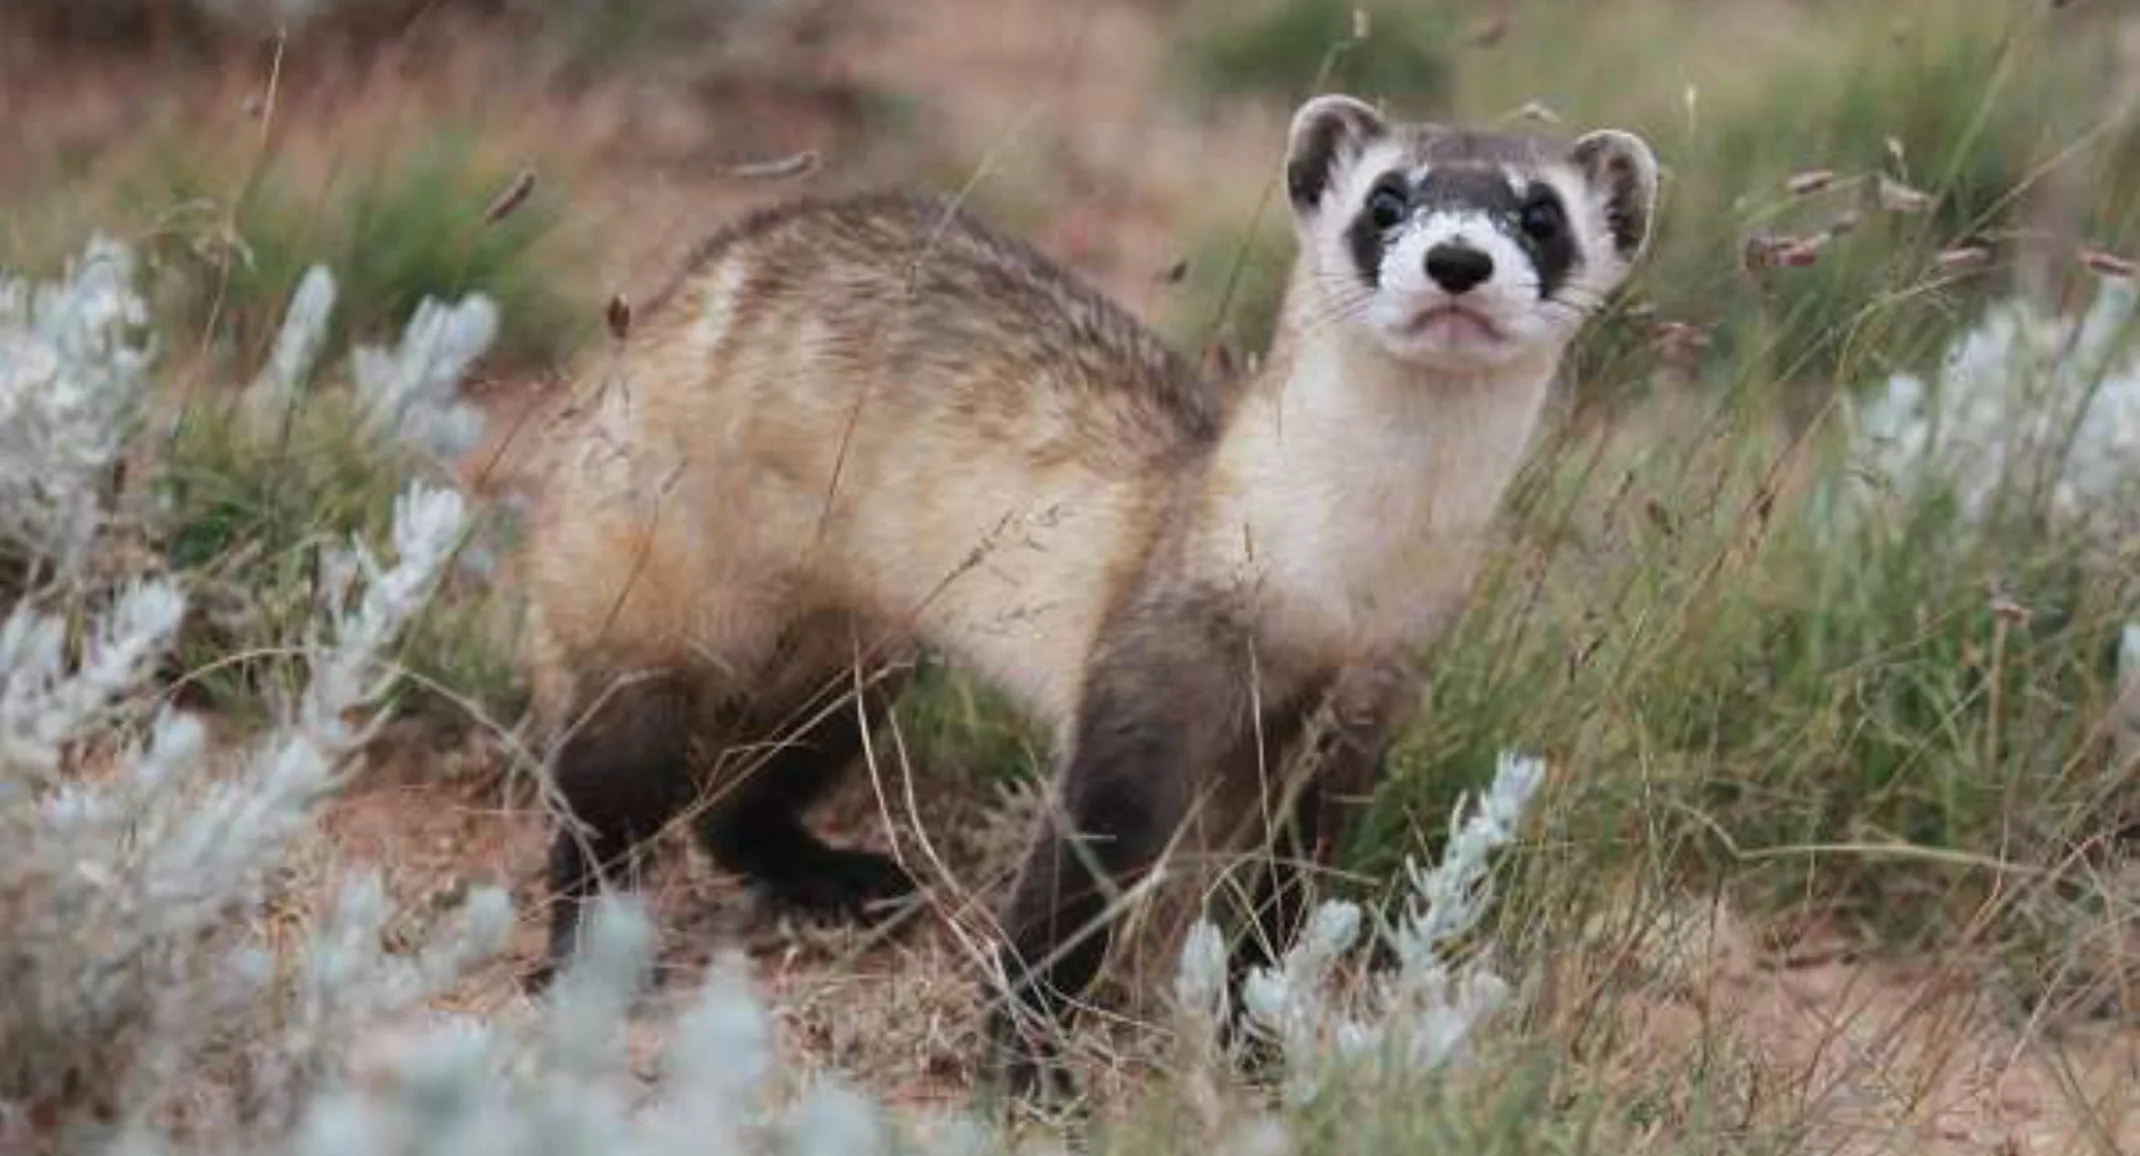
[[0, 476, 482, 1147], [142, 246, 520, 718], [0, 234, 514, 1146], [243, 749, 1547, 1156], [1175, 753, 1545, 1110], [0, 235, 154, 575], [1843, 274, 2140, 536], [1835, 272, 2140, 767], [0, 226, 1565, 1156]]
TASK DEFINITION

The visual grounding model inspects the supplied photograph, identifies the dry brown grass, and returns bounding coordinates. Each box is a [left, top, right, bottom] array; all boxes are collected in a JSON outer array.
[[279, 714, 2140, 1155], [19, 2, 2140, 1151]]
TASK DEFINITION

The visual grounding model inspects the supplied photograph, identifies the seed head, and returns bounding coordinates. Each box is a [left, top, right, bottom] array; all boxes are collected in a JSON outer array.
[[1466, 14, 1509, 47], [1514, 100, 1561, 125], [1785, 169, 1838, 195], [484, 167, 537, 226], [1877, 176, 1934, 214], [2080, 247, 2137, 279], [723, 150, 821, 181], [1746, 232, 1824, 270]]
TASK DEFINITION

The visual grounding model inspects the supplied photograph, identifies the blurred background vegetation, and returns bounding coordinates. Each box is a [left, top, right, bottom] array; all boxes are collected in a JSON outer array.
[[8, 0, 2140, 1053]]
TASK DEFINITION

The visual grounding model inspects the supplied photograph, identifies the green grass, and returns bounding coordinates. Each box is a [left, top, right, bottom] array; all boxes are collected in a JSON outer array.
[[1160, 218, 1296, 364], [1166, 0, 2140, 410], [1627, 1, 2092, 386], [890, 662, 1052, 789], [897, 1, 2140, 1016], [1324, 2, 2140, 989], [1340, 323, 2140, 1001], [1085, 1032, 1780, 1156], [937, 0, 2140, 1041], [1170, 0, 1458, 112], [122, 124, 584, 376], [154, 389, 524, 727], [12, 1, 2140, 1151], [531, 0, 759, 86]]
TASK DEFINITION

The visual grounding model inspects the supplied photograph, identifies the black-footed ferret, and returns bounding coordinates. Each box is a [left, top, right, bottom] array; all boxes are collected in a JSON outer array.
[[515, 92, 1658, 1099]]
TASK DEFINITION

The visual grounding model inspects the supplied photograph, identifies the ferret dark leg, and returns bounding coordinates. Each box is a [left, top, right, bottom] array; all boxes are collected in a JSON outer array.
[[531, 673, 698, 990], [696, 677, 917, 922], [1215, 704, 1322, 1068], [1224, 663, 1414, 1066], [985, 597, 1249, 1103]]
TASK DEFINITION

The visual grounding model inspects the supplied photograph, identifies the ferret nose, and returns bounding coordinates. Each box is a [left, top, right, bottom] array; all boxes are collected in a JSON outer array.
[[1424, 243, 1494, 294]]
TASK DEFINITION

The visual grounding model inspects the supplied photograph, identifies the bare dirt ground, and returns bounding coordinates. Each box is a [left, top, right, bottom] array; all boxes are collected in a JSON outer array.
[[308, 750, 2140, 1152], [1606, 897, 2140, 1155], [314, 737, 1041, 1108]]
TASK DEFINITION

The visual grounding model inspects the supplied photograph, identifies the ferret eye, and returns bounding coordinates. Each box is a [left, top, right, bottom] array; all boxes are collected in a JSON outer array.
[[1520, 195, 1564, 243], [1367, 185, 1409, 230]]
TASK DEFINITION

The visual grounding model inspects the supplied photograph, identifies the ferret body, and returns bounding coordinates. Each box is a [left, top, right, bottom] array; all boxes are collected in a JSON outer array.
[[517, 94, 1659, 1098]]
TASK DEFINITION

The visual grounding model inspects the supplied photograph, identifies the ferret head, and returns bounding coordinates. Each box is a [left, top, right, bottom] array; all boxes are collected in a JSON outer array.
[[1282, 94, 1660, 375]]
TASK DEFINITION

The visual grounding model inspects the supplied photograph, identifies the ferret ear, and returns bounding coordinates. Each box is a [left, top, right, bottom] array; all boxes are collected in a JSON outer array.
[[1570, 129, 1661, 264], [1285, 93, 1389, 215]]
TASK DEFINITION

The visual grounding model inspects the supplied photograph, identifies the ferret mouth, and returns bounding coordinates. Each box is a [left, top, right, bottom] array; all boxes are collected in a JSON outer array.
[[1403, 304, 1506, 343]]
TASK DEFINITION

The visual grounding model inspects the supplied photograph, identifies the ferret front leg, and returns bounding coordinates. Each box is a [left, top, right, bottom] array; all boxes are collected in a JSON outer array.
[[1223, 659, 1419, 1065], [984, 595, 1251, 1104]]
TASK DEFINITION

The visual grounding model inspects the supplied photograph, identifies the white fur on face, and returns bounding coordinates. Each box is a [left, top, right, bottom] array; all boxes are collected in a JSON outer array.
[[1295, 143, 1639, 376], [1366, 204, 1550, 371], [1540, 160, 1640, 330]]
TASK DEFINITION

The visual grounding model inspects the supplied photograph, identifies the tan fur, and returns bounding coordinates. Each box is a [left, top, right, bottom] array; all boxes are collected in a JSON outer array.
[[523, 193, 1215, 734], [516, 95, 1659, 1094]]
